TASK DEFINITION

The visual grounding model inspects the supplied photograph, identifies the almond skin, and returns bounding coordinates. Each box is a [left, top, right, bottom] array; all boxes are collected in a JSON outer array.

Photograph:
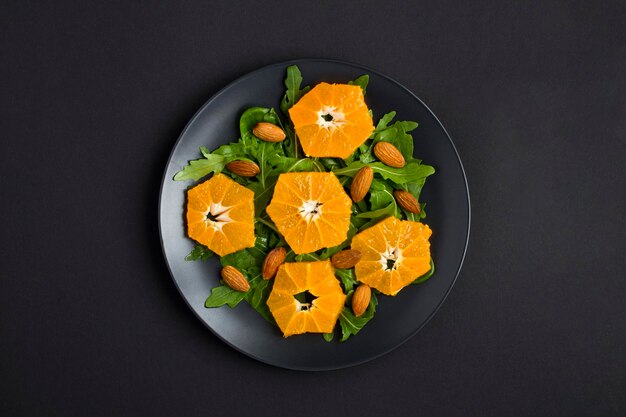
[[393, 190, 421, 214], [262, 247, 287, 280], [374, 142, 405, 168], [331, 249, 362, 269], [350, 166, 374, 203], [226, 160, 260, 177], [221, 266, 250, 292], [352, 284, 371, 317], [253, 122, 286, 142]]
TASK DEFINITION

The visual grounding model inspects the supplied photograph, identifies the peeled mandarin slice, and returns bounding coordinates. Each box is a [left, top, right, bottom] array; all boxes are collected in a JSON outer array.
[[351, 216, 432, 296], [185, 174, 255, 256], [288, 82, 374, 159], [267, 261, 346, 337], [266, 172, 351, 254]]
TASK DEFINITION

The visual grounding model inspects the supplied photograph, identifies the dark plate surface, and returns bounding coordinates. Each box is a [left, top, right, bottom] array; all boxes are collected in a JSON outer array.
[[158, 59, 470, 370]]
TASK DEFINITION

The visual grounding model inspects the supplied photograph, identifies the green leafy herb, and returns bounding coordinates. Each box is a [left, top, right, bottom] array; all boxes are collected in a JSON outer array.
[[348, 74, 369, 93], [245, 276, 275, 323], [358, 112, 419, 163], [268, 156, 324, 173], [375, 111, 396, 131], [280, 66, 311, 158], [205, 285, 246, 308], [333, 161, 435, 185], [280, 65, 311, 114], [339, 292, 378, 341], [173, 153, 226, 181], [335, 268, 357, 293], [368, 179, 397, 211], [185, 244, 214, 261], [294, 253, 321, 262]]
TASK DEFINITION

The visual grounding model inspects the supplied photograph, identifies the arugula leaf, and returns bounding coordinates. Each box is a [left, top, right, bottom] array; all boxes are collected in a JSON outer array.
[[253, 221, 281, 252], [267, 156, 322, 173], [185, 244, 214, 261], [356, 202, 397, 219], [248, 179, 278, 215], [375, 123, 416, 160], [220, 241, 266, 272], [245, 275, 275, 324], [368, 179, 396, 211], [280, 66, 311, 158], [323, 332, 334, 342], [348, 74, 369, 93], [333, 161, 435, 185], [339, 292, 378, 341], [210, 143, 246, 161], [205, 285, 246, 308], [412, 258, 435, 284], [294, 253, 321, 262], [236, 107, 285, 207], [352, 179, 400, 224], [284, 249, 296, 263], [404, 178, 427, 201], [280, 65, 310, 114], [254, 143, 282, 186], [173, 153, 226, 181], [319, 158, 342, 171], [335, 268, 357, 293], [175, 106, 285, 183], [399, 179, 428, 221], [359, 112, 419, 163], [240, 107, 282, 143], [348, 206, 370, 230], [375, 111, 396, 131]]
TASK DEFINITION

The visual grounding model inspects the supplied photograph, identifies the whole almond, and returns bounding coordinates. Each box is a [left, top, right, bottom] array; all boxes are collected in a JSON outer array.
[[352, 284, 371, 317], [221, 266, 250, 292], [226, 160, 260, 177], [393, 190, 421, 214], [374, 142, 405, 168], [350, 166, 374, 203], [253, 122, 286, 142], [262, 247, 287, 280], [331, 249, 362, 269]]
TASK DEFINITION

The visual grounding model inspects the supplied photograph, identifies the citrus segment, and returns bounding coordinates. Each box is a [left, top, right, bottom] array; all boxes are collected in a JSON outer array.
[[266, 172, 351, 254], [351, 216, 432, 296], [267, 260, 346, 337], [186, 173, 255, 256], [289, 82, 374, 158]]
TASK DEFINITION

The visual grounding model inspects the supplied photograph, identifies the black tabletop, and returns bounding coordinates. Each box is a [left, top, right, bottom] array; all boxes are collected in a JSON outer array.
[[1, 1, 624, 416]]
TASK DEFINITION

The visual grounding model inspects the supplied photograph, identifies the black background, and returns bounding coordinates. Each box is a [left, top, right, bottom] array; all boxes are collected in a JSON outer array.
[[1, 1, 624, 416]]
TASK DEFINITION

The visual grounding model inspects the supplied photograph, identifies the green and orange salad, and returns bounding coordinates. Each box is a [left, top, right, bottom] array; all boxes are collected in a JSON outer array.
[[175, 66, 435, 341]]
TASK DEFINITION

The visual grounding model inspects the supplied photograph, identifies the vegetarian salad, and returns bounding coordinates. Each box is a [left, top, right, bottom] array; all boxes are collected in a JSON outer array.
[[174, 66, 435, 341]]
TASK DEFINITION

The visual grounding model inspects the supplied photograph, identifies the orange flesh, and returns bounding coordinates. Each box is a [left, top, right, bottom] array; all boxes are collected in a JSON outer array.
[[267, 260, 346, 337], [266, 172, 352, 254], [289, 83, 374, 158], [186, 174, 255, 256], [351, 216, 431, 296]]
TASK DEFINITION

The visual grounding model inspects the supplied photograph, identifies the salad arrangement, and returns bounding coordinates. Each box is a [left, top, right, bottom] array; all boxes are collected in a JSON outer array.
[[174, 66, 435, 341]]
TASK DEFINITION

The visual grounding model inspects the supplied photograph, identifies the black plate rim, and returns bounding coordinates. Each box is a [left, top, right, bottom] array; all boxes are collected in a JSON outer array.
[[158, 58, 471, 371]]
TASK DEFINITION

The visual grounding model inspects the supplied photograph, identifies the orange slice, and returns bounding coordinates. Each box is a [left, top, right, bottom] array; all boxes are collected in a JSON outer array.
[[351, 216, 432, 296], [267, 260, 346, 337], [186, 173, 255, 256], [265, 172, 352, 254], [288, 83, 374, 158]]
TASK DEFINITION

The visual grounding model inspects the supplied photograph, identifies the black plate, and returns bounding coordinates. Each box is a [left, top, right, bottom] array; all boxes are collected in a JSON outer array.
[[158, 59, 470, 370]]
